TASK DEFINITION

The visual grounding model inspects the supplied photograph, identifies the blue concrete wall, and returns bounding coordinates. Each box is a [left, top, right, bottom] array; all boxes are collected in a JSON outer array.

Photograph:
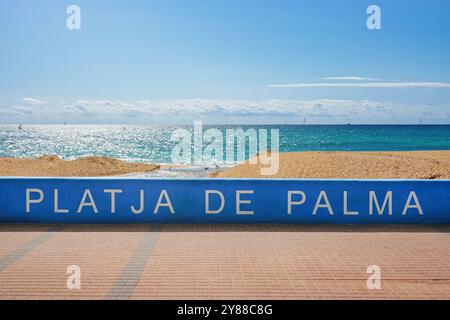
[[0, 178, 449, 224]]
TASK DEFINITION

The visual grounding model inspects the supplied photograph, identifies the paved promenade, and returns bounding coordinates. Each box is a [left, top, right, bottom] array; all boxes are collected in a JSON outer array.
[[0, 224, 449, 299]]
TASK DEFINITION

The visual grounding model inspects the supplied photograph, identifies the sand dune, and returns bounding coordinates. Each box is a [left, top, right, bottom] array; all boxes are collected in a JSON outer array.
[[0, 155, 159, 177], [211, 151, 450, 179]]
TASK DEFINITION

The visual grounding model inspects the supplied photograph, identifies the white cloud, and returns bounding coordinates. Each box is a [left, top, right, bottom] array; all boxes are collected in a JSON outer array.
[[269, 82, 450, 89], [322, 76, 380, 81], [22, 97, 46, 106], [1, 98, 449, 124]]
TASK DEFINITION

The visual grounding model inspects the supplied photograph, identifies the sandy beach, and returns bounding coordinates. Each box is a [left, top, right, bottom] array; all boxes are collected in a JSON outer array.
[[0, 155, 159, 177], [212, 150, 450, 179], [1, 151, 450, 179]]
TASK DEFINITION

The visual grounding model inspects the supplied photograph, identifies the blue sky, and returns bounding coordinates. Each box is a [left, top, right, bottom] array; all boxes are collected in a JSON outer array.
[[1, 0, 450, 124]]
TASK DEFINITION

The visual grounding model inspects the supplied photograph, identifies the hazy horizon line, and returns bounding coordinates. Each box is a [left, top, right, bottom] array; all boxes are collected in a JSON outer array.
[[1, 123, 450, 126]]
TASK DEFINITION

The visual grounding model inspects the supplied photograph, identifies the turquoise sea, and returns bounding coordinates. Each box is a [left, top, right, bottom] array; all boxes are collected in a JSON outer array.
[[1, 125, 449, 164]]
